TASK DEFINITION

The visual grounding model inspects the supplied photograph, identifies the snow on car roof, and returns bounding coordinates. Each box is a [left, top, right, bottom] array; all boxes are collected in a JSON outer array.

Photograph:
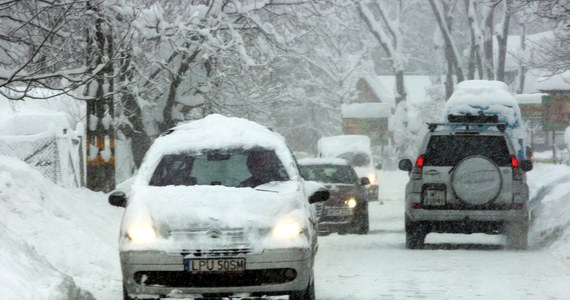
[[443, 80, 527, 158], [298, 157, 350, 166], [446, 80, 518, 108], [134, 114, 299, 185], [318, 135, 372, 158]]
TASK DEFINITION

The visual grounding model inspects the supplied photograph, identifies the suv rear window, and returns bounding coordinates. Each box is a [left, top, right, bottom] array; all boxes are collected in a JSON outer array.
[[424, 135, 511, 166]]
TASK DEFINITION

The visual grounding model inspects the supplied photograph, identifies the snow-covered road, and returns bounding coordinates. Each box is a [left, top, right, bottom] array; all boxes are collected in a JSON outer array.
[[315, 199, 570, 299]]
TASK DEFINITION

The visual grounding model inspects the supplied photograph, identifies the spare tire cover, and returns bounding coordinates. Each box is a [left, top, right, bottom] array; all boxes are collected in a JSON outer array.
[[451, 156, 502, 205]]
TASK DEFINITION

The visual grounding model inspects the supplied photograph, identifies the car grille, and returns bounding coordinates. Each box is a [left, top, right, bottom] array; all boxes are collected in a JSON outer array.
[[180, 248, 252, 257], [168, 227, 262, 256], [133, 269, 297, 287]]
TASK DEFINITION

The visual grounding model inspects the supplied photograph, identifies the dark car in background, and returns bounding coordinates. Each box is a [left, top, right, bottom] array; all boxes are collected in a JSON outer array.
[[299, 158, 370, 235]]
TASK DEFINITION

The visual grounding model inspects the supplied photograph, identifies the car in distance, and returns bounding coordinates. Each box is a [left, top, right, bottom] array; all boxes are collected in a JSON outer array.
[[317, 135, 381, 202], [109, 114, 329, 300], [298, 157, 370, 235], [399, 114, 533, 250]]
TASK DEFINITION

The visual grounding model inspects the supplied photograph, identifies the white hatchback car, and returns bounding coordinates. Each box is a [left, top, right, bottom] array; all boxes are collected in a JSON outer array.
[[109, 114, 328, 300]]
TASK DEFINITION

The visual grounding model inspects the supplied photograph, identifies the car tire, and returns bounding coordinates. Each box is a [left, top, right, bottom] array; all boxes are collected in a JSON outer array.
[[289, 275, 315, 300], [505, 222, 529, 250], [405, 215, 426, 249]]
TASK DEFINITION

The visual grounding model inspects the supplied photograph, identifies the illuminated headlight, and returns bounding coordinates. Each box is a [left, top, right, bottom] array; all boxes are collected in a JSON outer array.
[[127, 223, 157, 242], [368, 173, 376, 184], [272, 219, 303, 240], [344, 197, 357, 208]]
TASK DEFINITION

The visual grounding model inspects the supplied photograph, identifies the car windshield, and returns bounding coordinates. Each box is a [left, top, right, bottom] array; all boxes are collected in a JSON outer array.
[[337, 152, 371, 167], [299, 164, 358, 184], [425, 135, 511, 166], [148, 148, 289, 187]]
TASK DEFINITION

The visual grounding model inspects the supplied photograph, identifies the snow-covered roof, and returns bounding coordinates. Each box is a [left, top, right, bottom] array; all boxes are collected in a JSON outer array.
[[0, 88, 84, 135], [361, 76, 396, 108], [318, 135, 371, 157], [536, 71, 570, 91], [298, 157, 350, 166], [341, 103, 392, 119], [515, 93, 547, 104]]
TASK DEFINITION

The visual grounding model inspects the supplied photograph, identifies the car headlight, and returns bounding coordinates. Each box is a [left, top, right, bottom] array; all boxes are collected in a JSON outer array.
[[344, 197, 357, 208], [272, 219, 303, 240], [368, 173, 376, 184], [127, 223, 157, 242]]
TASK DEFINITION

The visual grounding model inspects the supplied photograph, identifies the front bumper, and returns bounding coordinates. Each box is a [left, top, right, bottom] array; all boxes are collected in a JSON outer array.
[[121, 248, 313, 299]]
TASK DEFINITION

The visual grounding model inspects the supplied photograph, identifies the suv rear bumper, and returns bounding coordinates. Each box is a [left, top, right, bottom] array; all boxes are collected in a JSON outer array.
[[407, 207, 529, 223], [406, 206, 530, 234]]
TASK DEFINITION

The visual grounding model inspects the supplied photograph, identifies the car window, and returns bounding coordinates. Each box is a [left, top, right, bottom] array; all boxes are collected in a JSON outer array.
[[337, 152, 371, 167], [149, 148, 289, 187], [300, 164, 358, 184], [424, 135, 511, 166]]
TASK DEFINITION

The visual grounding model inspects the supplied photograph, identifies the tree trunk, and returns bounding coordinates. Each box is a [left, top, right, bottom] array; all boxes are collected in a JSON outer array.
[[85, 2, 115, 192], [496, 1, 511, 82]]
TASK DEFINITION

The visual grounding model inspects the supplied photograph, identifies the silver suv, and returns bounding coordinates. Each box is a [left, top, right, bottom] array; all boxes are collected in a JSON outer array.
[[398, 115, 533, 250]]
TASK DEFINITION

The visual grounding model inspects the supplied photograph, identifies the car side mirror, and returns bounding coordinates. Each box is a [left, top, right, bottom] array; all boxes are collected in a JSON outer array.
[[521, 160, 533, 172], [360, 177, 370, 185], [308, 189, 330, 204], [375, 162, 383, 170], [109, 191, 127, 208], [398, 159, 413, 172]]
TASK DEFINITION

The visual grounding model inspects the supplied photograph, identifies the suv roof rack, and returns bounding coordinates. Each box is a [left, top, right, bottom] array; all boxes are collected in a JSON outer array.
[[427, 122, 507, 133], [448, 113, 499, 124]]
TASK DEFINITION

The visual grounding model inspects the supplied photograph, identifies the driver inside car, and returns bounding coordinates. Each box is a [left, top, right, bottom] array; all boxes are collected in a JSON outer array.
[[240, 150, 283, 187]]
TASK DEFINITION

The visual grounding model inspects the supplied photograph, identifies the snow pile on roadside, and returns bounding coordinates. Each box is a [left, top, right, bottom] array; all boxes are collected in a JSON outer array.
[[0, 155, 123, 299], [0, 224, 94, 299], [527, 163, 570, 257]]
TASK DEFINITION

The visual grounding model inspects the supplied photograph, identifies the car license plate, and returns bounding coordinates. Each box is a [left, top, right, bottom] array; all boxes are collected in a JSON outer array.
[[424, 189, 446, 206], [184, 258, 246, 272], [324, 207, 352, 217]]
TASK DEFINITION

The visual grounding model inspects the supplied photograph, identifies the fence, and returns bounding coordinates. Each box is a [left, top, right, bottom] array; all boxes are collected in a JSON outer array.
[[0, 128, 84, 188]]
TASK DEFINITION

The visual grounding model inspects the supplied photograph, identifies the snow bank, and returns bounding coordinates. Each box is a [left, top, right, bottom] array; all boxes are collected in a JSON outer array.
[[527, 163, 570, 256], [0, 155, 123, 299]]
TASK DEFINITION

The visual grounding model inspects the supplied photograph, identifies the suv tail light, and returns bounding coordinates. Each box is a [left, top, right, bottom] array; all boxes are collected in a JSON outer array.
[[411, 154, 425, 179], [511, 155, 523, 180], [416, 154, 425, 167]]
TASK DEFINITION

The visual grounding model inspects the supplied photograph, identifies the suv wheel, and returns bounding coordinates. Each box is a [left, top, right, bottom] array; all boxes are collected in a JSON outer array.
[[405, 215, 426, 249], [505, 222, 529, 250]]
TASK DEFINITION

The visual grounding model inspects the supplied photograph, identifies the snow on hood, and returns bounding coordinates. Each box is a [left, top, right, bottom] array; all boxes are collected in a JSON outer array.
[[127, 183, 302, 229], [120, 182, 311, 251]]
